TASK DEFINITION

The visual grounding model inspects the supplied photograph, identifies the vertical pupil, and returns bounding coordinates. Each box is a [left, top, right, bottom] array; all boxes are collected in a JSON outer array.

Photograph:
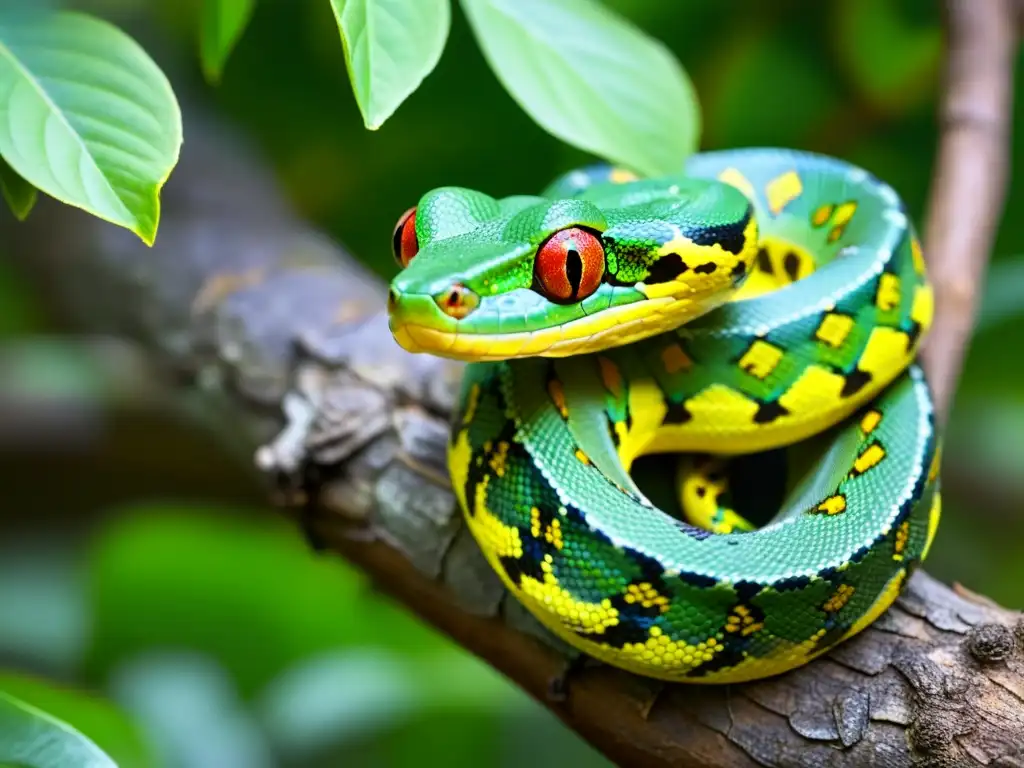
[[565, 246, 583, 298]]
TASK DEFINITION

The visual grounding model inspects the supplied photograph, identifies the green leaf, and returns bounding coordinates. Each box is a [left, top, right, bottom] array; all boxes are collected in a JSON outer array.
[[331, 0, 451, 130], [200, 0, 256, 84], [0, 10, 182, 245], [0, 691, 117, 768], [459, 0, 699, 177], [0, 156, 35, 220], [0, 673, 155, 768]]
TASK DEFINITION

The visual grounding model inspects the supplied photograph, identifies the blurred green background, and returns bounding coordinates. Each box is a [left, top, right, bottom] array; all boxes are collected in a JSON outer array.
[[1, 0, 1022, 765]]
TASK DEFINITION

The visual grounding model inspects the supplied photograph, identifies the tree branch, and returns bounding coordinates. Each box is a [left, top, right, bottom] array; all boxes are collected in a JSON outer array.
[[920, 0, 1019, 420], [6, 2, 1023, 764]]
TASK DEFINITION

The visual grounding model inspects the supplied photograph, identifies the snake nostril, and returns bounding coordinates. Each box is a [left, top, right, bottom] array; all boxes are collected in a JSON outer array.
[[435, 283, 480, 320], [387, 288, 400, 311]]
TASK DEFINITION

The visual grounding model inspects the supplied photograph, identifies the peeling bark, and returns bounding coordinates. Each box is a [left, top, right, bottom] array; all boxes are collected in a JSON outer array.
[[6, 1, 1024, 763]]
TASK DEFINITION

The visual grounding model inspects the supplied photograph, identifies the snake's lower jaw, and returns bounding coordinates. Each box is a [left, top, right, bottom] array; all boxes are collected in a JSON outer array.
[[389, 323, 423, 355]]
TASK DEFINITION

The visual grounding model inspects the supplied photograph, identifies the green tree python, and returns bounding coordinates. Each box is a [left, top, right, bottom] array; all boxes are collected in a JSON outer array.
[[385, 149, 941, 684]]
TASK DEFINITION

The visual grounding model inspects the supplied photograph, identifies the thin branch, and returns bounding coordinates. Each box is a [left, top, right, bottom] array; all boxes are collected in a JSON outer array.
[[920, 0, 1018, 420], [5, 3, 1023, 765]]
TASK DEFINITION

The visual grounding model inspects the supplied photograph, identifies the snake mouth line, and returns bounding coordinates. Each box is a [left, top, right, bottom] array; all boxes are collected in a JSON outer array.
[[390, 295, 693, 361]]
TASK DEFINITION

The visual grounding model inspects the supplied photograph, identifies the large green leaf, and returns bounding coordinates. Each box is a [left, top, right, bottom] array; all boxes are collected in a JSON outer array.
[[459, 0, 699, 176], [200, 0, 256, 83], [0, 10, 182, 244], [0, 691, 117, 768], [0, 155, 35, 220], [331, 0, 450, 130], [0, 673, 155, 768]]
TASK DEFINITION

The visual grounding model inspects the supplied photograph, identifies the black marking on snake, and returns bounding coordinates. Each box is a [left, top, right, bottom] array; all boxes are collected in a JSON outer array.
[[753, 400, 790, 424], [841, 369, 873, 398], [608, 578, 670, 619], [685, 642, 750, 678], [676, 569, 719, 590], [757, 247, 773, 274], [646, 253, 688, 284], [906, 321, 923, 352], [694, 262, 717, 275], [581, 616, 654, 649], [498, 535, 547, 586], [732, 581, 763, 603], [566, 247, 583, 297], [783, 251, 801, 282], [624, 547, 669, 583], [768, 574, 813, 592], [730, 261, 747, 284], [464, 421, 517, 517], [689, 209, 751, 255], [671, 519, 714, 541], [663, 399, 693, 425]]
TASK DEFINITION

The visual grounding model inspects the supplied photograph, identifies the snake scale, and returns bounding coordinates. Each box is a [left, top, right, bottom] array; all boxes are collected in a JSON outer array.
[[385, 149, 941, 683]]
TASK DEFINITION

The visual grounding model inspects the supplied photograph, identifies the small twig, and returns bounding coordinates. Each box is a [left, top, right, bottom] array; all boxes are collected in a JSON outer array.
[[920, 0, 1019, 421]]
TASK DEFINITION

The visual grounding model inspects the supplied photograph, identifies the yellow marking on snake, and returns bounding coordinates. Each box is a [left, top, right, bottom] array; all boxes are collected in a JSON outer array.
[[922, 494, 942, 560], [725, 605, 764, 636], [857, 327, 914, 375], [828, 201, 858, 242], [911, 284, 935, 328], [823, 584, 856, 612], [472, 478, 523, 559], [893, 521, 911, 561], [816, 495, 848, 515], [876, 273, 901, 311], [852, 443, 886, 475], [717, 168, 757, 201], [815, 313, 856, 348], [739, 340, 785, 380], [842, 569, 907, 641], [811, 203, 834, 227], [488, 441, 510, 476], [766, 170, 802, 214], [624, 583, 670, 612], [860, 409, 883, 434]]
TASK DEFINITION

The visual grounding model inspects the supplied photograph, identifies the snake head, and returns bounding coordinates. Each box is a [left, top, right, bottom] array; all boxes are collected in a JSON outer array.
[[387, 175, 758, 361]]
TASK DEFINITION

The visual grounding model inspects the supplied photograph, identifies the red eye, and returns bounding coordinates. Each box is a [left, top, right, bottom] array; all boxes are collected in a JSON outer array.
[[534, 227, 605, 303], [392, 207, 419, 267]]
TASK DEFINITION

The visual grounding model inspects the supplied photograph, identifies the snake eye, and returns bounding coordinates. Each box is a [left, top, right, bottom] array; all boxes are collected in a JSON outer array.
[[534, 227, 605, 304], [392, 207, 419, 268]]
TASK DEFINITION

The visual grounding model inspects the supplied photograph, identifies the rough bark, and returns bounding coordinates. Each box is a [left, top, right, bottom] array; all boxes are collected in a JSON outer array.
[[6, 2, 1024, 764]]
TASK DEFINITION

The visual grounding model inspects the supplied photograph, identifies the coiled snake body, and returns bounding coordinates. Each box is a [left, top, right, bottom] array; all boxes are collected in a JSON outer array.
[[386, 149, 940, 683]]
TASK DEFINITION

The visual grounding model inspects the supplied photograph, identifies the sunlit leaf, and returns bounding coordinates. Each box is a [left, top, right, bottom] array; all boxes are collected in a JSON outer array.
[[0, 155, 35, 220], [0, 673, 155, 768], [0, 10, 182, 244], [459, 0, 699, 176], [330, 0, 450, 130], [200, 0, 256, 83], [0, 690, 117, 768]]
